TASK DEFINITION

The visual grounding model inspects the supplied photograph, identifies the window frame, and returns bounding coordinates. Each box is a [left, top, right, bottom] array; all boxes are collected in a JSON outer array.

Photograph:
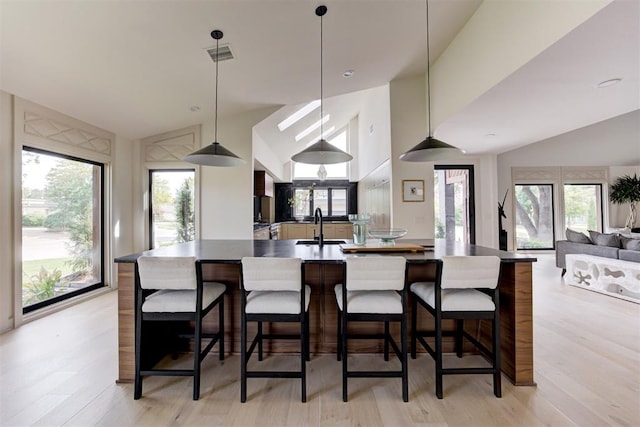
[[434, 165, 476, 245], [562, 183, 604, 234], [290, 179, 350, 220], [148, 168, 196, 249], [510, 167, 609, 252], [21, 146, 105, 314], [513, 183, 556, 251]]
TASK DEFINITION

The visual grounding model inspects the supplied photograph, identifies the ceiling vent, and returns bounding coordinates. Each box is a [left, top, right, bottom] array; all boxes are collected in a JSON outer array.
[[206, 44, 234, 62]]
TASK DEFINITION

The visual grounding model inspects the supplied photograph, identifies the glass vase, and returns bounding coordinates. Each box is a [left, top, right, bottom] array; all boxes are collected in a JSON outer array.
[[348, 214, 370, 246]]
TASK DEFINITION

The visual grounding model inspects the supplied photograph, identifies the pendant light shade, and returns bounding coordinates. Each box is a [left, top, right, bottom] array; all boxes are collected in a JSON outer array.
[[292, 139, 352, 164], [399, 137, 462, 162], [184, 30, 245, 167], [291, 6, 353, 165], [400, 0, 462, 162], [183, 142, 244, 166]]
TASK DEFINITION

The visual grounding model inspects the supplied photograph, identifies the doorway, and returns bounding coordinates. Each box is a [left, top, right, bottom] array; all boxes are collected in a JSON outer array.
[[433, 165, 475, 244]]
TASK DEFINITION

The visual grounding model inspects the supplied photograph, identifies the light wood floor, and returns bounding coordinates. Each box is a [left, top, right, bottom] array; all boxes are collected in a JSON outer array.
[[1, 255, 639, 426]]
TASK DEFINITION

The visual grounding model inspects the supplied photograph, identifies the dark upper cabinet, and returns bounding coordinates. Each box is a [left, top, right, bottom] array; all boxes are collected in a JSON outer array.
[[254, 171, 274, 197]]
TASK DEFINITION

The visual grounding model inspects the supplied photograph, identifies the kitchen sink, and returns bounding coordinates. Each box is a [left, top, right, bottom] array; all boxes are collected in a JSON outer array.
[[295, 239, 346, 245]]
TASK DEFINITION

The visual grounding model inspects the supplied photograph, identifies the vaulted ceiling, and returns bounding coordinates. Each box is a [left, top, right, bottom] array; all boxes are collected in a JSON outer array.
[[2, 0, 638, 162]]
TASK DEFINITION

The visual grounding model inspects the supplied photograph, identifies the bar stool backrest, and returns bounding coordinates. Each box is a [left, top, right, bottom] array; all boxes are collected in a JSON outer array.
[[137, 256, 197, 290], [241, 257, 302, 291], [441, 256, 501, 289], [345, 256, 406, 291]]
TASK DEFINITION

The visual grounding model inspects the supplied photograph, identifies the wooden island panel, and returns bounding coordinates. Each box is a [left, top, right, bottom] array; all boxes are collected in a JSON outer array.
[[116, 239, 536, 386]]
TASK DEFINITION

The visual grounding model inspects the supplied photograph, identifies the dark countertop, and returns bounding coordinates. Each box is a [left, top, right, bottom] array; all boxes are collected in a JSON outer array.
[[277, 221, 351, 224], [252, 223, 271, 231], [114, 239, 537, 264]]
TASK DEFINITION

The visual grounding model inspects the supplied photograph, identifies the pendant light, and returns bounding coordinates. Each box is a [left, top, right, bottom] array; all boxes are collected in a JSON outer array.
[[399, 1, 463, 162], [317, 164, 327, 180], [184, 30, 245, 167], [291, 6, 353, 165]]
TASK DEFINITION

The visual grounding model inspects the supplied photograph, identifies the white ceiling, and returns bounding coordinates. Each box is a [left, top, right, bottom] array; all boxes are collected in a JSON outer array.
[[1, 0, 638, 163], [437, 0, 640, 155]]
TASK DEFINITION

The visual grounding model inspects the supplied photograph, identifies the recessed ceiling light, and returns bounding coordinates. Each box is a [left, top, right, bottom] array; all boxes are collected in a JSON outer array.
[[485, 133, 496, 137], [343, 70, 354, 78], [190, 106, 200, 112], [597, 78, 622, 88], [295, 115, 330, 142], [278, 100, 321, 131]]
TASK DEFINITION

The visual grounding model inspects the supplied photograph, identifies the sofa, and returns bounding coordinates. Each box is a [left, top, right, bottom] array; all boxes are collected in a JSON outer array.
[[556, 229, 640, 276]]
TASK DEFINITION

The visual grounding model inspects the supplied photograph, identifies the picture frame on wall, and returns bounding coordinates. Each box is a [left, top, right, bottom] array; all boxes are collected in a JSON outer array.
[[402, 179, 425, 202]]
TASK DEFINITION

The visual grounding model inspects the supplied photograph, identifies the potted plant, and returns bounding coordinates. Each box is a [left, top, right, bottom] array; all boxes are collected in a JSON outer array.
[[609, 173, 640, 232]]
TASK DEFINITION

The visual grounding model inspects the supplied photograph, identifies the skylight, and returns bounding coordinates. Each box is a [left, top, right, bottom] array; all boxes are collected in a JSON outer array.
[[277, 100, 321, 131], [295, 115, 330, 142], [305, 126, 335, 147]]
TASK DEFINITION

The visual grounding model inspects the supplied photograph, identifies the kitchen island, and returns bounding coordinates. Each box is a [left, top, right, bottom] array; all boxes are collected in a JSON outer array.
[[115, 239, 536, 386]]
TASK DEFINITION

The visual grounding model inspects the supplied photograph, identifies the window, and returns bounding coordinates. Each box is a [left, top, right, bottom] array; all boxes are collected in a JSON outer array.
[[291, 187, 312, 218], [514, 184, 555, 249], [290, 181, 349, 219], [292, 129, 349, 180], [149, 170, 196, 248], [21, 147, 104, 312], [563, 184, 603, 234]]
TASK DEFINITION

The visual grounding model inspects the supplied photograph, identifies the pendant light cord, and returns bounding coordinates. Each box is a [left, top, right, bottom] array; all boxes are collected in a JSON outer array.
[[214, 36, 219, 143], [319, 9, 324, 141], [425, 0, 432, 138]]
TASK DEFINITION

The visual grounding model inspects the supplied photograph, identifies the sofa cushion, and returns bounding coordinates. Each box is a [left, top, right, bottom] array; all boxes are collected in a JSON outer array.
[[555, 240, 620, 269], [566, 228, 592, 244], [619, 249, 640, 263], [588, 230, 619, 247], [620, 236, 640, 251]]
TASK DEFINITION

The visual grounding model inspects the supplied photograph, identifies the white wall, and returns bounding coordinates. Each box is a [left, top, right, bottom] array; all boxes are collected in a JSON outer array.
[[610, 165, 640, 228], [200, 106, 278, 239], [389, 75, 433, 237], [251, 108, 283, 180], [498, 109, 640, 247], [387, 75, 502, 245], [0, 91, 15, 332], [356, 84, 392, 181], [111, 135, 135, 287]]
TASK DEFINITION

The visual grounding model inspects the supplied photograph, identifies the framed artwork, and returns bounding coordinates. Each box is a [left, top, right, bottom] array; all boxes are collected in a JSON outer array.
[[402, 179, 425, 202]]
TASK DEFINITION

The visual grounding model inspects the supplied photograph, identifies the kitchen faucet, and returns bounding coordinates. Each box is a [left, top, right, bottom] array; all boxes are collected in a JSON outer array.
[[314, 207, 324, 248]]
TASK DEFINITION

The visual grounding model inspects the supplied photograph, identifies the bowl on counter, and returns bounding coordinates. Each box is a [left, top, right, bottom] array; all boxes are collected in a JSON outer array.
[[368, 228, 407, 244]]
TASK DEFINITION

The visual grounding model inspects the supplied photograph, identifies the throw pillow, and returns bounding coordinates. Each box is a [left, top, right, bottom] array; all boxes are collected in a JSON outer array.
[[588, 230, 619, 247], [620, 236, 640, 251], [566, 228, 591, 244]]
